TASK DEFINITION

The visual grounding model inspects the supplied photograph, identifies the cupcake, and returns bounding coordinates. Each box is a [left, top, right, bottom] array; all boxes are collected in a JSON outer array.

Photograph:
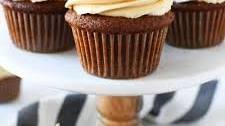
[[0, 0, 74, 53], [65, 0, 174, 79], [0, 67, 20, 103], [167, 0, 225, 48]]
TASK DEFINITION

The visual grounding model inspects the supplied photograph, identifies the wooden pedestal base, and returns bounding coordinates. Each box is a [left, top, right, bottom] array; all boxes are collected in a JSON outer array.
[[97, 96, 143, 126]]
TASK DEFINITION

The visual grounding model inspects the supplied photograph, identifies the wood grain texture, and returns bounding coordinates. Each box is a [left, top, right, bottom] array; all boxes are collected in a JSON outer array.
[[97, 96, 142, 126]]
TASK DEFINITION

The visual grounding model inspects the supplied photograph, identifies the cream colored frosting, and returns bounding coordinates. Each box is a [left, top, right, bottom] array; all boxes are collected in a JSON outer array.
[[174, 0, 225, 4], [31, 0, 47, 2], [65, 0, 173, 18], [0, 68, 12, 80]]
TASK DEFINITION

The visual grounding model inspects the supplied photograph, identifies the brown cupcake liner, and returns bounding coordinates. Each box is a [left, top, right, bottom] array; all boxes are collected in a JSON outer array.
[[71, 27, 168, 79], [167, 8, 225, 48], [0, 76, 21, 103], [2, 6, 74, 53]]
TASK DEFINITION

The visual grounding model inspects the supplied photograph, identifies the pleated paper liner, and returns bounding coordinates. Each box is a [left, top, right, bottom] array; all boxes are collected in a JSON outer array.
[[2, 6, 74, 53], [167, 8, 225, 48], [0, 76, 21, 103], [71, 27, 168, 79]]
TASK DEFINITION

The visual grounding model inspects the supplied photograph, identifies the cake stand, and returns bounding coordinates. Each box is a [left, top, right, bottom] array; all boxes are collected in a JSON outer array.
[[1, 11, 225, 126]]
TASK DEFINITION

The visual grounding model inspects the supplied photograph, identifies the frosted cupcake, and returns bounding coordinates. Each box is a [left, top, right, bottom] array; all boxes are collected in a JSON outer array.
[[167, 0, 225, 48], [65, 0, 174, 79], [0, 0, 74, 53], [0, 67, 20, 103]]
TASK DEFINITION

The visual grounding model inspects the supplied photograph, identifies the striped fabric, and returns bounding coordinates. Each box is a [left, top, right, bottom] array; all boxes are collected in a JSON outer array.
[[15, 80, 218, 126]]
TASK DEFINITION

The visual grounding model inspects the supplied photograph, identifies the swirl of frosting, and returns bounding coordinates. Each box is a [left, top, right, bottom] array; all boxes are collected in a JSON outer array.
[[65, 0, 173, 18], [174, 0, 225, 4]]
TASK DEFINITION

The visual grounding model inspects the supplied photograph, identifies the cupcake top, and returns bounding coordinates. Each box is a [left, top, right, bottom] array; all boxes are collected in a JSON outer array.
[[65, 0, 173, 18], [174, 0, 225, 4]]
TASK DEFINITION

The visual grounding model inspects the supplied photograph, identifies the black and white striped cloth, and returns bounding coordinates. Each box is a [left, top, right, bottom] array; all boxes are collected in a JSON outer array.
[[13, 80, 220, 126]]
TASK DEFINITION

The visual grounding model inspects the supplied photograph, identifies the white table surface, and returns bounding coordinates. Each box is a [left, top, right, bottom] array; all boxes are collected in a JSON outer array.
[[0, 79, 225, 126], [0, 80, 68, 126]]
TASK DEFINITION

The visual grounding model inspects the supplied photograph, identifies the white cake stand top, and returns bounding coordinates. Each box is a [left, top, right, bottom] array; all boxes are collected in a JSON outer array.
[[0, 12, 225, 96]]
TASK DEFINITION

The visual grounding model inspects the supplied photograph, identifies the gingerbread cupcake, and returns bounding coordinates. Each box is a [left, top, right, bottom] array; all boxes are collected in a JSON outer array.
[[0, 67, 20, 103], [0, 0, 74, 53], [65, 0, 174, 79], [167, 0, 225, 48]]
